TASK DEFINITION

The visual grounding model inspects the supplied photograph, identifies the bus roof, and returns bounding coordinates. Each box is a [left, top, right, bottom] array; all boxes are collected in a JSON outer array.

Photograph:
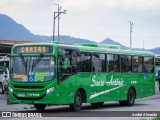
[[58, 43, 155, 56], [12, 42, 155, 57]]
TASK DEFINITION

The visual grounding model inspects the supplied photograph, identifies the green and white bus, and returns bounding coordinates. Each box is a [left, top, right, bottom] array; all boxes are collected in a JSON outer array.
[[9, 42, 155, 111]]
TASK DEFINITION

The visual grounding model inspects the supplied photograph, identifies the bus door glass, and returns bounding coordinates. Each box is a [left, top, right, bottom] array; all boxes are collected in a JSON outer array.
[[58, 48, 77, 82]]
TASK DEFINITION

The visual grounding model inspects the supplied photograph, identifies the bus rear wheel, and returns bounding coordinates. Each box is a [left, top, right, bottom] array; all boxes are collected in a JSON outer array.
[[34, 104, 46, 111], [119, 88, 135, 106], [91, 102, 104, 106], [70, 91, 82, 111]]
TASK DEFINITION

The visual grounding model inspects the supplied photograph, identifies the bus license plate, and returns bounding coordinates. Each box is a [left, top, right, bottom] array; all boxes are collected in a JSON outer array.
[[18, 94, 25, 97]]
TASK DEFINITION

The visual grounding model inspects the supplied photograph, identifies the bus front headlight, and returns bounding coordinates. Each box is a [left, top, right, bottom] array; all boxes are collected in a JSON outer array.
[[46, 87, 54, 95], [9, 87, 13, 93]]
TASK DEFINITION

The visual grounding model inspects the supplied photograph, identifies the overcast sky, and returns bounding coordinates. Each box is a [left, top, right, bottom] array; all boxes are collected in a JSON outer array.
[[0, 0, 160, 49]]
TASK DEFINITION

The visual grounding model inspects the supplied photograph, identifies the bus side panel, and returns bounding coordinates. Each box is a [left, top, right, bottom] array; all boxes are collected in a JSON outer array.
[[143, 74, 155, 97], [131, 74, 144, 99], [75, 73, 92, 103], [104, 74, 120, 101], [118, 74, 131, 101], [58, 73, 92, 104], [89, 73, 106, 103], [58, 76, 75, 104]]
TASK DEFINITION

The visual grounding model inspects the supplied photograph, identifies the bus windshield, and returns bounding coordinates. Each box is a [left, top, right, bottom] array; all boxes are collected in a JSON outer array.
[[11, 56, 55, 82]]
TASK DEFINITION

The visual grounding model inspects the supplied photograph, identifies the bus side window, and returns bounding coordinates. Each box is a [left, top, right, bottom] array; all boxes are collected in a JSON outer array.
[[132, 56, 143, 73], [71, 51, 77, 74], [107, 54, 113, 72], [92, 53, 105, 73], [77, 52, 91, 72], [107, 54, 120, 73], [58, 48, 72, 83], [58, 48, 67, 74], [120, 55, 132, 73], [62, 49, 71, 74], [58, 48, 77, 75], [143, 56, 154, 73]]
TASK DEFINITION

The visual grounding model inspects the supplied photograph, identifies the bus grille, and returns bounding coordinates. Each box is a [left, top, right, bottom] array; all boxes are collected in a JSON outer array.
[[13, 93, 46, 100], [14, 86, 44, 89]]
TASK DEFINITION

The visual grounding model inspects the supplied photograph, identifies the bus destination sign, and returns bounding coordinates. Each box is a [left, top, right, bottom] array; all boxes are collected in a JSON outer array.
[[14, 46, 53, 54]]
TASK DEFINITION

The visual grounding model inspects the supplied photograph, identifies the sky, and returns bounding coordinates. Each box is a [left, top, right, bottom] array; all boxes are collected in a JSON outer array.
[[0, 0, 160, 49]]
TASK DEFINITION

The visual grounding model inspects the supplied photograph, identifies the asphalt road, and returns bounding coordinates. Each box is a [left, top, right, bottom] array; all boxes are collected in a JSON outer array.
[[0, 83, 160, 119]]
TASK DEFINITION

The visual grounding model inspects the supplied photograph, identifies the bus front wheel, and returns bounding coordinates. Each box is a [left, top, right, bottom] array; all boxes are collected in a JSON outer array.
[[34, 104, 46, 111], [70, 91, 82, 111], [119, 88, 135, 106]]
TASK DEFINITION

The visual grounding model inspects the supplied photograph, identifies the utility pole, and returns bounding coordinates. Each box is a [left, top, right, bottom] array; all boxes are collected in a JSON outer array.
[[58, 4, 60, 42], [53, 4, 67, 42], [129, 21, 133, 49]]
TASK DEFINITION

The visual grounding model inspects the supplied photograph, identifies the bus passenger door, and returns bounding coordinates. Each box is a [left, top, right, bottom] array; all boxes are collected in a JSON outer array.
[[58, 48, 77, 104]]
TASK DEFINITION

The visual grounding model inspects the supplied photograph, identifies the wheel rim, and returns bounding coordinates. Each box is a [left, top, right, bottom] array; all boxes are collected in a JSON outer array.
[[129, 91, 135, 104], [75, 95, 81, 107]]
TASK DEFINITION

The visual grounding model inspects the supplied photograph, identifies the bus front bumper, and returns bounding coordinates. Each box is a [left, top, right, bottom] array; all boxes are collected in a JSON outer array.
[[9, 91, 61, 105]]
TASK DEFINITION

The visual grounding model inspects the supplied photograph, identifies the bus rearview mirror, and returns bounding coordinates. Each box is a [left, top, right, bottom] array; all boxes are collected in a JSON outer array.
[[3, 63, 6, 72], [63, 59, 68, 70]]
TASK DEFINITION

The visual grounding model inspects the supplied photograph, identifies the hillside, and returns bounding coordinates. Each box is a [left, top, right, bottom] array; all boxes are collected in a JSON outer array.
[[100, 38, 128, 49], [0, 14, 160, 54], [0, 14, 94, 43]]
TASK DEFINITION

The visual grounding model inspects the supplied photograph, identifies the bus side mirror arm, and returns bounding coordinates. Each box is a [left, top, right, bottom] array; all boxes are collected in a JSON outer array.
[[3, 63, 6, 73], [63, 59, 68, 70]]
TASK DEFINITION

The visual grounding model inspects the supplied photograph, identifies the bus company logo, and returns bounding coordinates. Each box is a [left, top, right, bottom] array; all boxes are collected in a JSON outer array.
[[90, 75, 105, 87], [1, 112, 42, 117], [106, 76, 124, 86], [2, 112, 11, 117]]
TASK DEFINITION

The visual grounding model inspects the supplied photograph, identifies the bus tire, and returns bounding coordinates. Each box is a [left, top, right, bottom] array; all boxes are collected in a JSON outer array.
[[70, 91, 82, 111], [0, 83, 4, 94], [91, 102, 104, 106], [119, 88, 135, 106], [34, 104, 46, 111]]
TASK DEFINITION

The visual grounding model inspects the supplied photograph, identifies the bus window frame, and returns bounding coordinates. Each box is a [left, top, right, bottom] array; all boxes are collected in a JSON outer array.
[[143, 56, 154, 74], [107, 53, 120, 73], [76, 52, 91, 73], [10, 55, 56, 82], [132, 55, 143, 74], [91, 52, 106, 73], [120, 54, 132, 73], [58, 48, 78, 84]]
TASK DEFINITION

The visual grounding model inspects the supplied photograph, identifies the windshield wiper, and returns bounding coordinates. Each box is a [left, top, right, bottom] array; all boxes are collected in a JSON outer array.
[[31, 54, 43, 71], [19, 54, 26, 67], [19, 54, 27, 73]]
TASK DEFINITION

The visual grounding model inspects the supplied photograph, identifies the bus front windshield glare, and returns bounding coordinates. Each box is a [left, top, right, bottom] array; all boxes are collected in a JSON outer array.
[[11, 56, 55, 82]]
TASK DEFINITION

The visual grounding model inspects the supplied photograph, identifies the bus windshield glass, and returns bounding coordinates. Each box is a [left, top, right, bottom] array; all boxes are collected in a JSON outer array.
[[11, 56, 55, 82]]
